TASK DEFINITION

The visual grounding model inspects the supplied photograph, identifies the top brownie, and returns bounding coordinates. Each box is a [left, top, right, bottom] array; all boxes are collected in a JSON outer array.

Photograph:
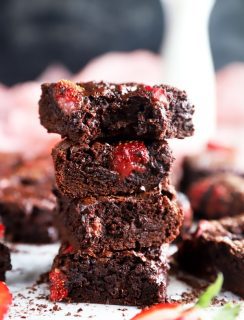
[[39, 80, 194, 143]]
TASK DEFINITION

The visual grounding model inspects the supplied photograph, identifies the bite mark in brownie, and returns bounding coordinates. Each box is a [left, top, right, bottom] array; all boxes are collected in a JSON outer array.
[[176, 215, 244, 297], [55, 190, 183, 254], [52, 139, 173, 198], [49, 243, 169, 306], [187, 173, 244, 219], [39, 80, 194, 143]]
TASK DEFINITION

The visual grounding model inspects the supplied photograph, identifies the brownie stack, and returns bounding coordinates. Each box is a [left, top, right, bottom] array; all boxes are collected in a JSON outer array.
[[39, 80, 194, 306]]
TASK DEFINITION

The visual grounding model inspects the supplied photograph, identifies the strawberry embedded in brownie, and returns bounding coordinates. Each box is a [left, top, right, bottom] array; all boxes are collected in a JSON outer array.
[[52, 139, 173, 198], [49, 243, 169, 306]]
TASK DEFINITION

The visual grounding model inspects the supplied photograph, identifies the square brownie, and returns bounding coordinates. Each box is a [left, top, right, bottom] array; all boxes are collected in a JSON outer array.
[[187, 173, 244, 219], [55, 189, 183, 254], [0, 155, 58, 243], [0, 242, 11, 281], [52, 138, 173, 198], [49, 243, 169, 306], [176, 215, 244, 297], [39, 80, 194, 143]]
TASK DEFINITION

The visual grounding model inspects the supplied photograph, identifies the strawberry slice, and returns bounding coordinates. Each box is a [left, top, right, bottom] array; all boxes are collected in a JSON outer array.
[[0, 282, 12, 320], [0, 224, 5, 239], [131, 303, 200, 320]]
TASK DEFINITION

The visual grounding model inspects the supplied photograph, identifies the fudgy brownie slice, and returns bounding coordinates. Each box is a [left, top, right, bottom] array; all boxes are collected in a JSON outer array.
[[49, 243, 169, 306], [55, 190, 183, 254], [52, 139, 173, 198], [39, 80, 194, 143], [0, 242, 11, 281], [176, 215, 244, 297], [187, 173, 244, 219], [0, 155, 58, 243]]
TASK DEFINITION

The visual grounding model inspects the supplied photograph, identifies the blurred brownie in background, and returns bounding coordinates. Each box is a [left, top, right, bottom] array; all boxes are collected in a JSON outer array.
[[187, 173, 244, 219], [180, 142, 244, 193], [176, 215, 244, 298], [0, 154, 58, 243]]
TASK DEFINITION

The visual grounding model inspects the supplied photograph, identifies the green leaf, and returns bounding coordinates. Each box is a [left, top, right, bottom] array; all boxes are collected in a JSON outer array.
[[212, 303, 241, 320], [196, 273, 224, 308]]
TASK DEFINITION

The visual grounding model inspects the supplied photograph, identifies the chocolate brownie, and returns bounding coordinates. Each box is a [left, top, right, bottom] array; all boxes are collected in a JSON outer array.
[[176, 215, 244, 297], [49, 243, 169, 306], [180, 142, 244, 192], [55, 190, 183, 254], [52, 139, 173, 198], [0, 242, 11, 281], [39, 80, 194, 143], [187, 173, 244, 219], [0, 152, 23, 177], [0, 155, 58, 243]]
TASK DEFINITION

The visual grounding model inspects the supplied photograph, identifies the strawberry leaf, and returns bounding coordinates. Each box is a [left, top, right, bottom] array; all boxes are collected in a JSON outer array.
[[212, 303, 241, 320], [196, 273, 223, 308]]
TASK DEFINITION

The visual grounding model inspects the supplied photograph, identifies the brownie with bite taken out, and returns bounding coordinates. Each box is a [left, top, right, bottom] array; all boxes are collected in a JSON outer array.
[[39, 80, 194, 144]]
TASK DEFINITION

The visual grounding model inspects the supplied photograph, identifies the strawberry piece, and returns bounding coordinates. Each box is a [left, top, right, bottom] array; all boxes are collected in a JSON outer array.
[[0, 282, 12, 320], [63, 244, 74, 254], [112, 141, 149, 178], [144, 86, 168, 104], [0, 224, 5, 240], [49, 268, 68, 302], [207, 142, 233, 153], [188, 179, 211, 210], [53, 80, 81, 113], [131, 303, 200, 320]]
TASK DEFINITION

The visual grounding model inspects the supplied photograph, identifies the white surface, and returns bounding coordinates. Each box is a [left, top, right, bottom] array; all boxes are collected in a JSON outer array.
[[5, 243, 244, 320]]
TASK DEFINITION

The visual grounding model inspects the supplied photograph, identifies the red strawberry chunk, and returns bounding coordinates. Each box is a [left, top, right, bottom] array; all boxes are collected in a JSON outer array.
[[131, 303, 200, 320], [144, 85, 168, 104], [53, 80, 81, 113], [63, 244, 74, 254], [0, 282, 12, 320], [49, 268, 68, 302], [0, 224, 5, 240], [112, 141, 149, 178]]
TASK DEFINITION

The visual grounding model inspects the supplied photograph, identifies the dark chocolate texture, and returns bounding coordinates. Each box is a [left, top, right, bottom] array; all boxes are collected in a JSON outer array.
[[39, 80, 194, 143], [52, 139, 173, 198]]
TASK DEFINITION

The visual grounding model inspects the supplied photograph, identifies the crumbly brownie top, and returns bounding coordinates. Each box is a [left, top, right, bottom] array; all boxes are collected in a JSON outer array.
[[194, 215, 244, 254], [39, 80, 194, 142]]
